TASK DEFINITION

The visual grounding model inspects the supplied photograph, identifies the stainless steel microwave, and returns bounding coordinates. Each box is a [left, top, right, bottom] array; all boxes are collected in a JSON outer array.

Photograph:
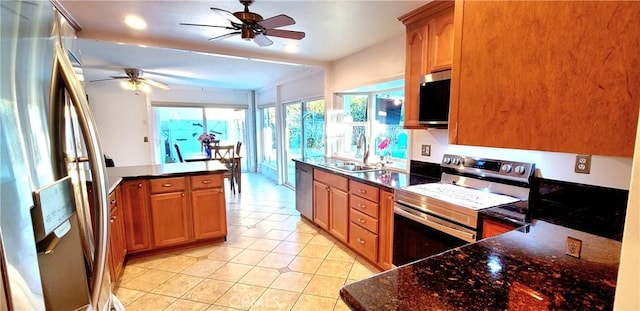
[[419, 70, 451, 126]]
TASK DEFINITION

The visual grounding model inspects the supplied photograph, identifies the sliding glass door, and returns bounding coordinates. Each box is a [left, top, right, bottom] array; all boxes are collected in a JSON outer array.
[[154, 106, 245, 169], [283, 99, 325, 186]]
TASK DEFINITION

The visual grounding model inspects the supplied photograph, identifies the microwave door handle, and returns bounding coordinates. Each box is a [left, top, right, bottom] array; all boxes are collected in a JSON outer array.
[[53, 43, 110, 308]]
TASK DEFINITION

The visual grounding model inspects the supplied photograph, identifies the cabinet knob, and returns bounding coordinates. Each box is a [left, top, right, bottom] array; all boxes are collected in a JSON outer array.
[[357, 238, 365, 244], [358, 189, 366, 194], [358, 218, 366, 224], [137, 183, 142, 188], [359, 204, 366, 209], [110, 199, 117, 205], [110, 216, 115, 223], [181, 193, 185, 197], [202, 180, 212, 184], [162, 183, 174, 187]]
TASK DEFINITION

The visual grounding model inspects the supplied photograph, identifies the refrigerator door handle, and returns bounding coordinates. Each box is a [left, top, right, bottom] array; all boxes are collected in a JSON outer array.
[[51, 43, 110, 309]]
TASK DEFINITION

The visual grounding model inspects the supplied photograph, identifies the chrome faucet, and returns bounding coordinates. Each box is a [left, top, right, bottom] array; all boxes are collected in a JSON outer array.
[[356, 133, 369, 164]]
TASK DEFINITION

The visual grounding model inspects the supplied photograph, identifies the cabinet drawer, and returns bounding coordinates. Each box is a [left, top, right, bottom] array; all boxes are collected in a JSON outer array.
[[314, 169, 348, 191], [350, 195, 379, 219], [350, 208, 378, 234], [349, 180, 379, 203], [149, 177, 186, 194], [349, 223, 378, 262], [191, 174, 223, 190]]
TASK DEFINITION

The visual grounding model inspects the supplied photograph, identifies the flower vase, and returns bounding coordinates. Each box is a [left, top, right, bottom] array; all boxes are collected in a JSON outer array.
[[205, 145, 211, 158]]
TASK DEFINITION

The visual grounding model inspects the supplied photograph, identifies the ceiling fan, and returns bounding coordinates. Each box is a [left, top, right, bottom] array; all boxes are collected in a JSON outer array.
[[90, 68, 169, 93], [180, 0, 305, 47]]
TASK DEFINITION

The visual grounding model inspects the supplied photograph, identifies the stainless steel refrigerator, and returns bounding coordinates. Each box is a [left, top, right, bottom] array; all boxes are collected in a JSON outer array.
[[1, 1, 122, 310]]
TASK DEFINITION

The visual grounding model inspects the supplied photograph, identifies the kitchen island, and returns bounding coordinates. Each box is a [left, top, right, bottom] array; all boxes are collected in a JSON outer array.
[[340, 220, 621, 310]]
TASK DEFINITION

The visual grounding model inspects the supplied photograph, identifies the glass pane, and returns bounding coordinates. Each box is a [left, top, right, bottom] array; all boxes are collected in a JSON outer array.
[[261, 107, 277, 168], [205, 108, 246, 171], [285, 103, 302, 186], [373, 90, 407, 161], [303, 99, 325, 158], [155, 107, 205, 164], [343, 95, 368, 122]]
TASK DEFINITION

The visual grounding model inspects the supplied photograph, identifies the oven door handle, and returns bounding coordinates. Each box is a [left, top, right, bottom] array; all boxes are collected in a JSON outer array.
[[394, 204, 476, 243]]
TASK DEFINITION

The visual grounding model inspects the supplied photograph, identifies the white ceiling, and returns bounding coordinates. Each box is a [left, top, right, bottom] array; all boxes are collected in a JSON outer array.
[[59, 0, 427, 91]]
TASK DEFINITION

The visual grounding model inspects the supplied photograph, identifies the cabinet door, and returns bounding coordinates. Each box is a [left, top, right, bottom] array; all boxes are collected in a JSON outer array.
[[191, 188, 227, 240], [427, 7, 454, 73], [109, 204, 126, 284], [450, 0, 640, 156], [377, 190, 394, 270], [482, 218, 517, 239], [120, 180, 152, 252], [403, 21, 429, 129], [313, 181, 330, 230], [150, 191, 192, 247], [329, 188, 349, 243]]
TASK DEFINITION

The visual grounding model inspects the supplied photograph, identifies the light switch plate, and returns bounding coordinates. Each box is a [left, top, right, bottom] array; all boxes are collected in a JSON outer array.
[[566, 237, 582, 258], [421, 144, 431, 156]]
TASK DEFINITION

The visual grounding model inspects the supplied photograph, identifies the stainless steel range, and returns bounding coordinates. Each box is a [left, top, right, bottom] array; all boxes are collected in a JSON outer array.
[[393, 154, 535, 266]]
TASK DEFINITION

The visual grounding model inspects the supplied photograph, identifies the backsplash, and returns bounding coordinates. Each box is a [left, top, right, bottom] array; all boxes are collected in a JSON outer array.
[[530, 178, 629, 241]]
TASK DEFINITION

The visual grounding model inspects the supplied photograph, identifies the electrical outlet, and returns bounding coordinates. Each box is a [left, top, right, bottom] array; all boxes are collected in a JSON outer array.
[[574, 154, 591, 174], [421, 144, 431, 156], [566, 237, 582, 258]]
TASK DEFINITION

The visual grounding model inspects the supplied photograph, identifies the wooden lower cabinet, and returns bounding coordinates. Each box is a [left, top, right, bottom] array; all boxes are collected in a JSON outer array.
[[349, 222, 379, 262], [482, 218, 517, 239], [119, 173, 227, 255], [107, 187, 126, 286], [313, 180, 330, 230], [149, 191, 191, 248], [191, 174, 227, 240], [328, 187, 349, 243], [377, 190, 394, 270], [120, 180, 152, 252]]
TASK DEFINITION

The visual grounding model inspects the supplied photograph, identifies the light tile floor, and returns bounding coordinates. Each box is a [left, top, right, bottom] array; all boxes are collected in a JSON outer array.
[[115, 173, 381, 310]]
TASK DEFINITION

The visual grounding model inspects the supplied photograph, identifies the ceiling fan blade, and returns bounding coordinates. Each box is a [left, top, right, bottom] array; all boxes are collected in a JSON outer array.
[[258, 14, 295, 30], [89, 78, 117, 83], [180, 22, 236, 30], [108, 75, 129, 79], [265, 29, 305, 40], [210, 7, 243, 25], [140, 78, 169, 90], [253, 33, 273, 47], [208, 31, 241, 41]]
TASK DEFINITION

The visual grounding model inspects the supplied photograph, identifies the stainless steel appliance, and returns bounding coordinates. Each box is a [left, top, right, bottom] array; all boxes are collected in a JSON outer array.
[[418, 70, 451, 126], [393, 154, 535, 266], [295, 162, 313, 220], [1, 1, 122, 309]]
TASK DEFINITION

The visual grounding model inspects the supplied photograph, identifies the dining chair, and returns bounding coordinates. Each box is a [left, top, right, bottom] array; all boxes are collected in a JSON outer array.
[[174, 144, 184, 163], [235, 141, 242, 157], [215, 145, 236, 194]]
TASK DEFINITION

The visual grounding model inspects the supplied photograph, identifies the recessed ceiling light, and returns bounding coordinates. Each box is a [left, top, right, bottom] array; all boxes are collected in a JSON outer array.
[[124, 15, 147, 30], [284, 43, 298, 53]]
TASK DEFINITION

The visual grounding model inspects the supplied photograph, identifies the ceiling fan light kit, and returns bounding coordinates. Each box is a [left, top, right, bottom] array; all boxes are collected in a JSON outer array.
[[180, 0, 305, 48]]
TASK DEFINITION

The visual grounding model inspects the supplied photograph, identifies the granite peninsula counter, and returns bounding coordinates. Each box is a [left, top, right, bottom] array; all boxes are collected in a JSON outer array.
[[340, 220, 621, 311]]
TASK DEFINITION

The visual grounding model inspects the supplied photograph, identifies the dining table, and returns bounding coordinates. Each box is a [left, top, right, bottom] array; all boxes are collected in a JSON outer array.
[[183, 143, 242, 193]]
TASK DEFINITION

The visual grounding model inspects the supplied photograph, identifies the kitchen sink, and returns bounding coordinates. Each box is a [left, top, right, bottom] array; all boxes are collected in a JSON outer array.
[[321, 161, 383, 173]]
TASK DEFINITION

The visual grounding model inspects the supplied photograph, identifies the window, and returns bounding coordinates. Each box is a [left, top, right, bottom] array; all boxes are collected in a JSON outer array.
[[260, 106, 277, 169], [331, 80, 407, 169], [154, 106, 245, 169]]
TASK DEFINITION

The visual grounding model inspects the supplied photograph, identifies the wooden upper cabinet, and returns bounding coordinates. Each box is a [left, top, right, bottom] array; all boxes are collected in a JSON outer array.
[[399, 1, 455, 129], [427, 7, 454, 73], [450, 1, 640, 156]]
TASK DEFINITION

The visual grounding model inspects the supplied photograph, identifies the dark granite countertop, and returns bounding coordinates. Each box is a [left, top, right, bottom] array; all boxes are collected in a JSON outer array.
[[340, 220, 621, 311], [293, 157, 411, 189], [102, 161, 226, 193]]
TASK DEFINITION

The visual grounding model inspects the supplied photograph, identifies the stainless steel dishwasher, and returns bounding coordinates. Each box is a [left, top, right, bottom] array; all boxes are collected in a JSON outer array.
[[295, 162, 313, 220]]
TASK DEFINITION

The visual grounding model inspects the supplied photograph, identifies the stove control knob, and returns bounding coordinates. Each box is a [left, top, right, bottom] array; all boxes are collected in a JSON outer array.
[[443, 157, 452, 165], [452, 157, 461, 165], [514, 165, 526, 175], [501, 164, 512, 173]]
